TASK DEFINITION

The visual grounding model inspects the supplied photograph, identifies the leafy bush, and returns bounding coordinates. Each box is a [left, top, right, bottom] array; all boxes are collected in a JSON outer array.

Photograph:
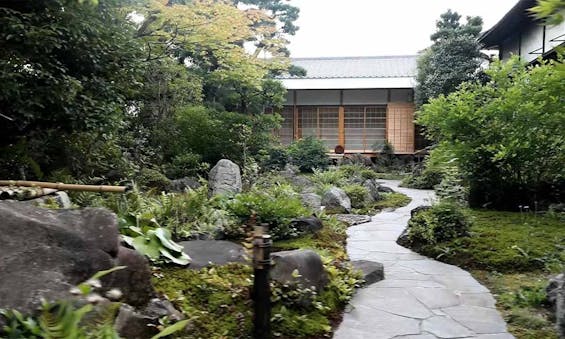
[[164, 152, 209, 179], [435, 166, 468, 206], [343, 184, 370, 209], [405, 202, 472, 246], [311, 168, 346, 186], [259, 146, 288, 171], [227, 185, 311, 240], [287, 137, 329, 173], [417, 56, 565, 209], [338, 164, 378, 180], [136, 168, 171, 192]]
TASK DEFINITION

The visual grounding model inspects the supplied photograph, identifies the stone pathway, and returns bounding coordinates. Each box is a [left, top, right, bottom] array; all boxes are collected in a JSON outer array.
[[334, 180, 513, 339]]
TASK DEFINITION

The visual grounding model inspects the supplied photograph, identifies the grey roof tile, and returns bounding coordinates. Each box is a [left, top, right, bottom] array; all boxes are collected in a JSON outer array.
[[281, 55, 418, 79]]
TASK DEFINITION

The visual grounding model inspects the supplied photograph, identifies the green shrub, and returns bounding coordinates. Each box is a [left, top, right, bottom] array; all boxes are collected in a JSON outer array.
[[338, 164, 378, 180], [259, 146, 288, 171], [435, 166, 468, 206], [136, 168, 171, 192], [417, 56, 565, 209], [405, 202, 472, 246], [164, 152, 209, 179], [311, 168, 346, 186], [287, 137, 329, 173], [343, 184, 370, 209], [228, 185, 310, 240]]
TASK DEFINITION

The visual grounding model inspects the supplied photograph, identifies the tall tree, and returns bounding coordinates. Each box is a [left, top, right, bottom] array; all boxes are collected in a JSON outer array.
[[415, 10, 484, 106]]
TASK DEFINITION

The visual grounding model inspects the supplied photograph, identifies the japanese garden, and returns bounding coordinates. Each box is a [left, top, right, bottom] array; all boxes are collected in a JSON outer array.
[[0, 0, 564, 338]]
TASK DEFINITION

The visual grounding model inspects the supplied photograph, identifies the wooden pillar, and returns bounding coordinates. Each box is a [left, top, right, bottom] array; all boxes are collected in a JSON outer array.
[[338, 106, 345, 147], [293, 90, 300, 140]]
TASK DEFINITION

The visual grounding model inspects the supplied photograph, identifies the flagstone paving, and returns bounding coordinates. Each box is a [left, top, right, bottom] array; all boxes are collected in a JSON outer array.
[[334, 180, 513, 339]]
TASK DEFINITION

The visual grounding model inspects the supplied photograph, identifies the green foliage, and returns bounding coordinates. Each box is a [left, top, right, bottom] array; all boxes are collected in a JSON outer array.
[[287, 137, 330, 173], [228, 185, 310, 240], [166, 106, 281, 167], [417, 56, 565, 209], [369, 192, 412, 211], [136, 168, 171, 192], [405, 202, 472, 246], [530, 0, 565, 25], [338, 165, 379, 180], [435, 166, 469, 206], [258, 146, 289, 171], [164, 153, 209, 179], [415, 10, 484, 106], [120, 214, 191, 265], [412, 209, 565, 272], [475, 272, 557, 338], [311, 168, 346, 187], [343, 184, 370, 209]]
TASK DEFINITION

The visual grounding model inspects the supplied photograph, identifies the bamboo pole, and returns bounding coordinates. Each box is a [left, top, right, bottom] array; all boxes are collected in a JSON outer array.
[[0, 180, 128, 193]]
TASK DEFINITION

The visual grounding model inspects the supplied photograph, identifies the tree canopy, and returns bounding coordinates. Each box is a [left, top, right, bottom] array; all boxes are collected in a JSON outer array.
[[415, 10, 484, 106]]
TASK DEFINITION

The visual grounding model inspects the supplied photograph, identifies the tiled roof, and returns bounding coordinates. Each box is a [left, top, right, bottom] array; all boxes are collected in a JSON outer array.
[[280, 55, 418, 79]]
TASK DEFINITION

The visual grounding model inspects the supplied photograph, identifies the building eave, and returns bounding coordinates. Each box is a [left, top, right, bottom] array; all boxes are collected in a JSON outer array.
[[479, 0, 538, 48]]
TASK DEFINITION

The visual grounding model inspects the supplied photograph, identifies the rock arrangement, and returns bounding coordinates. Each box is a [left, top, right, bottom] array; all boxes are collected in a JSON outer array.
[[270, 249, 329, 292], [0, 201, 178, 337], [322, 187, 351, 213]]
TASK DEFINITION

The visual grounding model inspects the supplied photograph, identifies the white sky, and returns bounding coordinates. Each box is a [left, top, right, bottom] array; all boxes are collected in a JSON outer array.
[[287, 0, 519, 57]]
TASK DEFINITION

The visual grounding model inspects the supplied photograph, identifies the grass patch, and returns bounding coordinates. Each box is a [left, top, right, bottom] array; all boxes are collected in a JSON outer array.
[[416, 210, 565, 272], [406, 209, 564, 339]]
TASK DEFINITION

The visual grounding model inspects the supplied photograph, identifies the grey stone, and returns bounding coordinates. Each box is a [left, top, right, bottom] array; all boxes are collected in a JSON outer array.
[[363, 179, 381, 201], [441, 305, 508, 334], [547, 273, 565, 338], [180, 240, 247, 270], [208, 159, 242, 196], [334, 214, 371, 226], [408, 287, 460, 309], [144, 298, 184, 321], [300, 193, 322, 211], [322, 187, 351, 213], [102, 246, 155, 307], [270, 249, 328, 291], [377, 185, 394, 193], [114, 298, 185, 339], [351, 260, 384, 285], [422, 316, 474, 338], [289, 216, 323, 234], [169, 177, 201, 193], [0, 201, 154, 317]]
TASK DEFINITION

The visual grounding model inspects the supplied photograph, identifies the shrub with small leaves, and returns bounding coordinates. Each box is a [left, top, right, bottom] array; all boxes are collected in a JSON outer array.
[[405, 202, 472, 246], [343, 184, 370, 209], [287, 137, 329, 173]]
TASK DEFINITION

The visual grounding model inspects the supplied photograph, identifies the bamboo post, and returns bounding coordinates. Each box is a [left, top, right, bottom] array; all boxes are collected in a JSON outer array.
[[0, 180, 128, 193], [252, 223, 272, 339]]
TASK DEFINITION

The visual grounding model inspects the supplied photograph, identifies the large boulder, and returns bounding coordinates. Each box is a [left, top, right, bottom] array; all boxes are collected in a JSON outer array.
[[547, 273, 565, 338], [290, 216, 323, 234], [270, 249, 328, 292], [322, 187, 351, 214], [180, 240, 248, 270], [300, 193, 322, 211], [0, 201, 155, 317], [208, 159, 242, 196]]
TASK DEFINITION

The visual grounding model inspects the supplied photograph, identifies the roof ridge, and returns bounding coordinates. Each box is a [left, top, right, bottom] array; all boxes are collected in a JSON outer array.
[[290, 55, 418, 61]]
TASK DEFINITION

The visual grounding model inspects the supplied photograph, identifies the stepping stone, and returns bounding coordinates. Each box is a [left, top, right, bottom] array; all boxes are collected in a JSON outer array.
[[351, 260, 384, 285], [408, 287, 461, 309], [422, 316, 474, 338], [441, 305, 508, 334]]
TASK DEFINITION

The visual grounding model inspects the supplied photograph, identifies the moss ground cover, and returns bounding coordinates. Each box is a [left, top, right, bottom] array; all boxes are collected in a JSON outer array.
[[409, 209, 564, 339], [152, 216, 361, 338]]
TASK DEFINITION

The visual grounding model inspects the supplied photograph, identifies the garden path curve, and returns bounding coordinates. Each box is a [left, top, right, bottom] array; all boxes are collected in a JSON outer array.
[[334, 180, 513, 339]]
